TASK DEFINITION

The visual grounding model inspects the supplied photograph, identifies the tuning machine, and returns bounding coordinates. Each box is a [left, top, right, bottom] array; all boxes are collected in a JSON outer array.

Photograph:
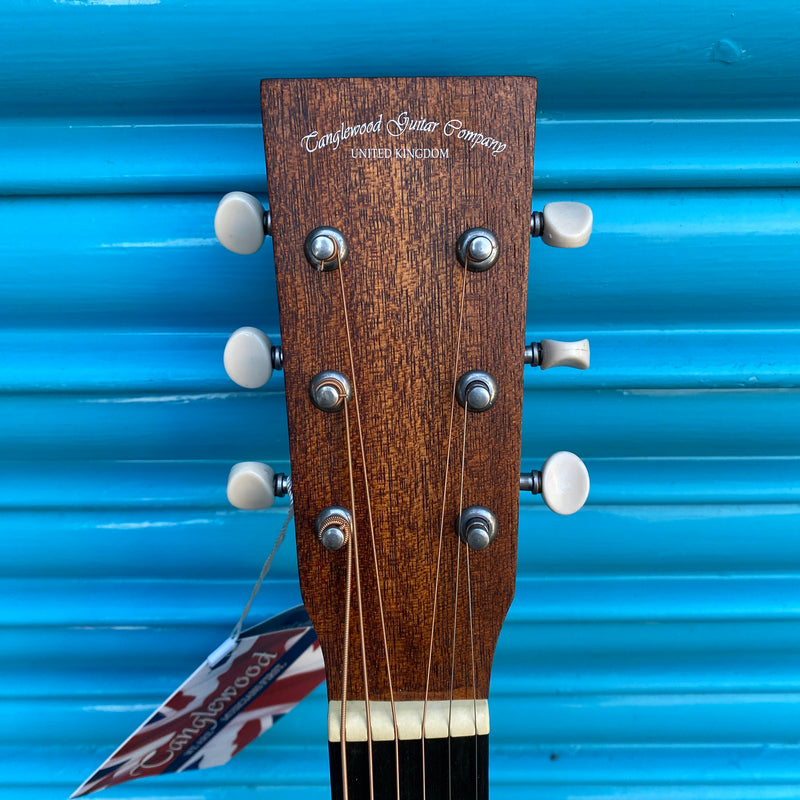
[[531, 201, 592, 249], [525, 339, 590, 371], [214, 191, 271, 255], [521, 451, 589, 516], [223, 326, 283, 389], [227, 462, 290, 510]]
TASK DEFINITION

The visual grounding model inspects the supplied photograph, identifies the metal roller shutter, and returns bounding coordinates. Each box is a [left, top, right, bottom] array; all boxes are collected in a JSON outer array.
[[2, 2, 799, 798]]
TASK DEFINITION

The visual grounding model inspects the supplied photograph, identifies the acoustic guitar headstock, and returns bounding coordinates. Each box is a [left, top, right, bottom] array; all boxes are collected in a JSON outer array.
[[215, 76, 591, 799]]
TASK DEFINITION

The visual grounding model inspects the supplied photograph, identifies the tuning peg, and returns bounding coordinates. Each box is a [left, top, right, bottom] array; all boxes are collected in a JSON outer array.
[[520, 451, 590, 515], [223, 326, 282, 389], [531, 202, 592, 248], [214, 191, 271, 255], [525, 339, 590, 370], [227, 462, 290, 510]]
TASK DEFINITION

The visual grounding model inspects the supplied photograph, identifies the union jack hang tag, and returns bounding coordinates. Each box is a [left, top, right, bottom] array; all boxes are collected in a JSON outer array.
[[72, 606, 325, 797]]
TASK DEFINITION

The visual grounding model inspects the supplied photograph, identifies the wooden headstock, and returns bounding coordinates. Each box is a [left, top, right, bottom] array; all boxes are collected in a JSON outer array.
[[260, 77, 534, 709]]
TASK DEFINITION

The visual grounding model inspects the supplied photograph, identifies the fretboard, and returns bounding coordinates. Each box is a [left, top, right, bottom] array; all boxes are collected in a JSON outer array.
[[329, 735, 489, 800]]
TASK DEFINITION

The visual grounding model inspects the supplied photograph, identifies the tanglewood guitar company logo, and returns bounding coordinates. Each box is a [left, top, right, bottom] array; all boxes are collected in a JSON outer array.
[[300, 110, 508, 160]]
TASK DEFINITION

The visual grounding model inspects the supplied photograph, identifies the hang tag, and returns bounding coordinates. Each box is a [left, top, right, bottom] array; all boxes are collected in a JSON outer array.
[[72, 605, 325, 797]]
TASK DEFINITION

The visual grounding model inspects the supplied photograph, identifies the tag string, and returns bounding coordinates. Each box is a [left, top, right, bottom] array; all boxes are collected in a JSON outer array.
[[230, 491, 295, 642]]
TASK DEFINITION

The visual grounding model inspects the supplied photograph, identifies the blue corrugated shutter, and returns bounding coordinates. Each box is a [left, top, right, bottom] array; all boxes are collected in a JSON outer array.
[[2, 2, 799, 798]]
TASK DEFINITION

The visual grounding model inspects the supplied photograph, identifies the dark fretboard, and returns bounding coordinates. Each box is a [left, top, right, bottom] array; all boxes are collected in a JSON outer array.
[[328, 734, 489, 800]]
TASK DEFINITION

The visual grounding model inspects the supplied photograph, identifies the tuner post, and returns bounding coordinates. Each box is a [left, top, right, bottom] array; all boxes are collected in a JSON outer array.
[[455, 370, 498, 412], [456, 227, 499, 272], [456, 506, 499, 550], [315, 506, 353, 552], [310, 371, 352, 412], [304, 227, 349, 271]]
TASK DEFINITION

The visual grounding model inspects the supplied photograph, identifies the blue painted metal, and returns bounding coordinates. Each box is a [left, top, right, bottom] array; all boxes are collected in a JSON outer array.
[[2, 1, 800, 798], [1, 1, 799, 117]]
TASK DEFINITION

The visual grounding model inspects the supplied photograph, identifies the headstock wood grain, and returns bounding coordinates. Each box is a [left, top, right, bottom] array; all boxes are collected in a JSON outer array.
[[216, 76, 592, 800]]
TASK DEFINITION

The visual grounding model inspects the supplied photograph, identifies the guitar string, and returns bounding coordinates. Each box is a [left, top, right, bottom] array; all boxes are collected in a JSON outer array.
[[343, 398, 375, 799], [450, 374, 478, 800], [421, 249, 470, 799], [466, 520, 478, 800], [447, 512, 462, 800], [339, 488, 354, 800], [450, 268, 481, 800], [450, 387, 471, 800], [462, 421, 480, 800], [467, 540, 479, 799], [335, 247, 400, 798]]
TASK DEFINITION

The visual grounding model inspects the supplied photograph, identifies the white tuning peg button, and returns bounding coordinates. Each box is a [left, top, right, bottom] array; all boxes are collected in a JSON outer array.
[[227, 462, 276, 510], [541, 452, 590, 515], [531, 202, 593, 248], [214, 191, 270, 255], [520, 451, 590, 516], [525, 339, 590, 370], [224, 327, 276, 388]]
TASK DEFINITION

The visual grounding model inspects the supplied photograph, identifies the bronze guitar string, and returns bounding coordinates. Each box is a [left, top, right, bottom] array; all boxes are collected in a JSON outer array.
[[422, 246, 472, 799], [336, 245, 400, 799], [451, 272, 480, 800]]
